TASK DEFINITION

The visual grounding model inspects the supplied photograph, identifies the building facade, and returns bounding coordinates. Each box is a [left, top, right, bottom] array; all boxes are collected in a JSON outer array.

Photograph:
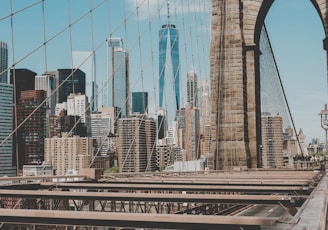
[[156, 109, 167, 140], [156, 139, 174, 170], [159, 18, 180, 110], [44, 135, 93, 176], [10, 68, 36, 102], [186, 70, 198, 107], [17, 90, 47, 169], [56, 69, 86, 103], [0, 83, 16, 176], [104, 37, 123, 107], [67, 93, 90, 124], [91, 110, 111, 157], [35, 74, 56, 114], [261, 113, 284, 168], [118, 116, 156, 173], [0, 41, 8, 84], [132, 92, 148, 115], [199, 78, 211, 157], [184, 106, 200, 161], [107, 37, 130, 118]]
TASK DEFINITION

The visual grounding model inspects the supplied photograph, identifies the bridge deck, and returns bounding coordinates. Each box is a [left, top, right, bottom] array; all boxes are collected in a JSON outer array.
[[0, 170, 325, 229]]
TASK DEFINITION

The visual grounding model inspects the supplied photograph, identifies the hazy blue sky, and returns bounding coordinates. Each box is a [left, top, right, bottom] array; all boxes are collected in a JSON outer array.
[[0, 0, 211, 124], [265, 0, 327, 142], [0, 0, 327, 142]]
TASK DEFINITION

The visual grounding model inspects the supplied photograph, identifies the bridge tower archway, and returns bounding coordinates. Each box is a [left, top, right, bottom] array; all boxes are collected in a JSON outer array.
[[209, 0, 328, 170]]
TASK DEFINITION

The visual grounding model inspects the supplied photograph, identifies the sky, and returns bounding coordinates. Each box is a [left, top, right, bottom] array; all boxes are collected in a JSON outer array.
[[0, 0, 211, 124], [0, 0, 327, 143], [265, 0, 327, 142]]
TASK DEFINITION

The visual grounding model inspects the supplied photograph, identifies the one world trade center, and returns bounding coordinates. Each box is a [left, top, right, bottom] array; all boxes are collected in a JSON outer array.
[[159, 0, 180, 111]]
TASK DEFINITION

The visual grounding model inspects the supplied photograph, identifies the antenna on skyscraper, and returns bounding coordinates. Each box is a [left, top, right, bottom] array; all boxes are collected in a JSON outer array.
[[167, 0, 170, 26]]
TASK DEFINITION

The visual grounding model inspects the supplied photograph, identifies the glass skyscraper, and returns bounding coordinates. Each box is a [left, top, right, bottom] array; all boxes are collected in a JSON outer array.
[[107, 37, 129, 118], [159, 23, 180, 110], [0, 41, 8, 84], [57, 68, 86, 103], [132, 92, 148, 115], [0, 83, 16, 176]]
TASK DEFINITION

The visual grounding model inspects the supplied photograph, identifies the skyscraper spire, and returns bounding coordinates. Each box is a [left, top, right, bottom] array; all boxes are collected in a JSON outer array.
[[167, 0, 170, 26]]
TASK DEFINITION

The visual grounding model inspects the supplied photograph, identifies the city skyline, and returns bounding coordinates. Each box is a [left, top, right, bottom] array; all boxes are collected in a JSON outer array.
[[0, 0, 326, 142]]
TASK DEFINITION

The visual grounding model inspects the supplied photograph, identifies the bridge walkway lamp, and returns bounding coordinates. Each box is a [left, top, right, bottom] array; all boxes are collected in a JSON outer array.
[[319, 104, 328, 170]]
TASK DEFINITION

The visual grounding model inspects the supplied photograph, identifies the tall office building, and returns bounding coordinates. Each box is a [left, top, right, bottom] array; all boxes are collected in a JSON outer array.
[[0, 83, 16, 176], [184, 105, 200, 160], [186, 70, 198, 107], [159, 1, 180, 111], [60, 115, 87, 137], [56, 69, 86, 103], [35, 74, 56, 114], [67, 93, 90, 123], [175, 109, 185, 149], [118, 116, 156, 173], [72, 51, 97, 112], [132, 92, 148, 114], [10, 68, 36, 102], [10, 69, 37, 170], [91, 110, 111, 156], [200, 78, 211, 156], [156, 109, 167, 140], [66, 93, 91, 136], [261, 113, 284, 168], [0, 41, 8, 83], [107, 37, 130, 118], [45, 135, 93, 176], [17, 90, 47, 169], [156, 139, 174, 169]]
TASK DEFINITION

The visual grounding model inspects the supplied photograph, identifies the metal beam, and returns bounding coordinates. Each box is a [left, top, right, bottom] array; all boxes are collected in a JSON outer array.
[[39, 182, 310, 193], [0, 189, 306, 205], [0, 209, 280, 229]]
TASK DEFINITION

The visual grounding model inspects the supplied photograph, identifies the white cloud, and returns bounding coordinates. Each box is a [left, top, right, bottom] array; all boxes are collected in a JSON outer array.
[[126, 0, 211, 21]]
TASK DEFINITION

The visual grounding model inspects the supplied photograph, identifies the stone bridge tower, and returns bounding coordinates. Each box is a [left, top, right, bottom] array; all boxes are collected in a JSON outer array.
[[210, 0, 328, 170]]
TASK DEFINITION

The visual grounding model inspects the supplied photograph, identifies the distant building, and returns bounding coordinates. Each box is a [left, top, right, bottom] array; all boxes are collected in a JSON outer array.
[[175, 109, 185, 149], [35, 74, 57, 138], [56, 69, 86, 103], [17, 90, 47, 169], [22, 164, 53, 176], [200, 124, 211, 157], [159, 15, 180, 111], [44, 134, 93, 176], [60, 115, 87, 137], [91, 110, 111, 157], [156, 139, 174, 170], [199, 78, 211, 156], [107, 37, 130, 118], [35, 74, 56, 114], [166, 158, 206, 172], [10, 68, 36, 102], [118, 116, 156, 173], [0, 41, 8, 83], [55, 102, 67, 116], [0, 83, 16, 176], [156, 109, 167, 140], [132, 92, 148, 114], [48, 114, 61, 138], [184, 106, 200, 160], [67, 93, 90, 124], [186, 70, 198, 107], [261, 113, 284, 168], [167, 122, 178, 146]]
